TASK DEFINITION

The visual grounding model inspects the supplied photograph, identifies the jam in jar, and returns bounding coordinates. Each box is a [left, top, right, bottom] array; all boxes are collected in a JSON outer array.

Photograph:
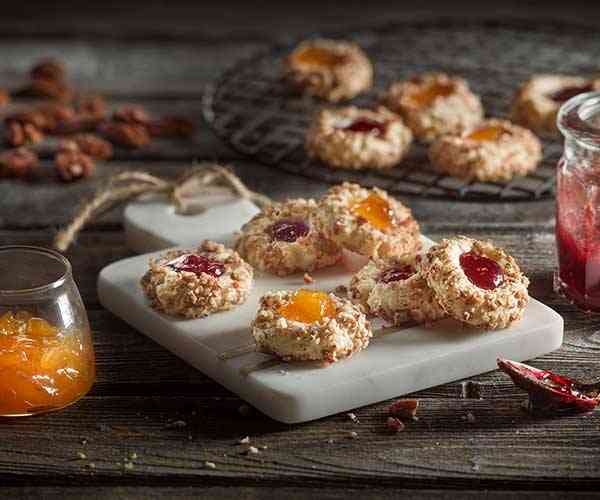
[[0, 246, 95, 416], [555, 91, 600, 311]]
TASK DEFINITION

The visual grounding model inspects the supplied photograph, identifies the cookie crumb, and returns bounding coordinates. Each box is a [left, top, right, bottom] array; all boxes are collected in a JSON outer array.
[[238, 436, 250, 445], [77, 452, 87, 460], [303, 273, 314, 284], [246, 446, 260, 455], [204, 461, 216, 469]]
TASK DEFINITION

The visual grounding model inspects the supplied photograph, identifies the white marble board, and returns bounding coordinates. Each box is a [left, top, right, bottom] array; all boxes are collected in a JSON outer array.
[[101, 199, 564, 423]]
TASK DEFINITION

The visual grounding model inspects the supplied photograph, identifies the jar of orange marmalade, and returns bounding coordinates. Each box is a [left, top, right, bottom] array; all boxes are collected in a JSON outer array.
[[0, 246, 95, 416], [555, 91, 600, 311]]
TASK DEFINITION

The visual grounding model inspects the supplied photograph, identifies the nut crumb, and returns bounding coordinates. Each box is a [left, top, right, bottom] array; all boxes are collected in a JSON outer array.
[[386, 417, 405, 433], [387, 399, 419, 420], [77, 452, 87, 460], [261, 445, 268, 450], [348, 431, 358, 439], [327, 439, 334, 444], [238, 436, 250, 445], [101, 122, 151, 149], [346, 412, 359, 424], [303, 273, 314, 284], [246, 446, 260, 455], [86, 463, 96, 469], [124, 462, 134, 470], [204, 461, 216, 469], [5, 121, 44, 147], [128, 452, 138, 460]]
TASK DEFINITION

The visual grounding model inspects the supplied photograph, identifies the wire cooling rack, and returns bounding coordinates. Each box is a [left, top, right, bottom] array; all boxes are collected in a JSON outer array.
[[203, 20, 599, 202]]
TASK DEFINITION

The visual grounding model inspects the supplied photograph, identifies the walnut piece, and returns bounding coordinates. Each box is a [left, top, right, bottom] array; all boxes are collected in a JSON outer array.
[[0, 148, 39, 178], [102, 122, 151, 148], [5, 121, 44, 147], [55, 149, 95, 182], [30, 58, 66, 81]]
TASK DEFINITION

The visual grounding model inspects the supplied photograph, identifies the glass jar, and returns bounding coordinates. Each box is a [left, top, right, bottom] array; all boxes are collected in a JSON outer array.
[[0, 246, 95, 416], [555, 91, 600, 311]]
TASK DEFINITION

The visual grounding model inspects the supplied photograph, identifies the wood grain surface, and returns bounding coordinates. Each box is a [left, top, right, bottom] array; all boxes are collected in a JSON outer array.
[[1, 2, 600, 498]]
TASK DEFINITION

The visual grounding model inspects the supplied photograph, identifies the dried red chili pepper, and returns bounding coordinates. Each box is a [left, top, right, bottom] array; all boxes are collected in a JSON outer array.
[[497, 358, 600, 413]]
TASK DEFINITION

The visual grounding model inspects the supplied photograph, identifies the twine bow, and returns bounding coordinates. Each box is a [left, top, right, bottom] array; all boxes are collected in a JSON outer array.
[[53, 163, 272, 252]]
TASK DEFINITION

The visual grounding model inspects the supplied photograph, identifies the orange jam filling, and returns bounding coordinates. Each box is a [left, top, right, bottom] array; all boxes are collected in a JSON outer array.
[[408, 82, 454, 108], [467, 126, 505, 142], [292, 46, 345, 67], [352, 193, 393, 231], [0, 311, 94, 415], [278, 289, 336, 324]]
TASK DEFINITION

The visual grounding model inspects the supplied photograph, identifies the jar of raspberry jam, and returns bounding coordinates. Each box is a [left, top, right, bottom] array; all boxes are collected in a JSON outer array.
[[555, 91, 600, 311]]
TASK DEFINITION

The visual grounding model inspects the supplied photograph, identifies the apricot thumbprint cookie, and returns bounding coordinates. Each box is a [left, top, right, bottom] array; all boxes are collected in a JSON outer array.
[[318, 183, 421, 259], [252, 289, 372, 363], [382, 72, 483, 143], [428, 118, 542, 182], [284, 38, 373, 102]]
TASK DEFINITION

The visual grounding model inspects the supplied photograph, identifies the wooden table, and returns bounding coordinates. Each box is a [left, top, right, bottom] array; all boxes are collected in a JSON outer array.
[[1, 3, 600, 498]]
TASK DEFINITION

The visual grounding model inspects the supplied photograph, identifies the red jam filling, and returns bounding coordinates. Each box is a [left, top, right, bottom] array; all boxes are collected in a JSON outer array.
[[168, 254, 225, 277], [550, 84, 593, 103], [380, 265, 415, 283], [555, 160, 600, 311], [459, 252, 504, 290], [270, 219, 310, 243], [344, 119, 387, 136]]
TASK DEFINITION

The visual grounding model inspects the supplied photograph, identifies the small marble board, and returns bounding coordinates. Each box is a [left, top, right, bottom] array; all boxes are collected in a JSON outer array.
[[101, 199, 564, 423]]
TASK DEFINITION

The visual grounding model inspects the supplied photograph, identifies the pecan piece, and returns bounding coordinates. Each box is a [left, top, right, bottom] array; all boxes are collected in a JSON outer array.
[[101, 122, 150, 148], [77, 94, 108, 119], [15, 78, 73, 101], [68, 133, 113, 160], [0, 90, 9, 107], [35, 103, 77, 132], [113, 105, 152, 126], [387, 399, 419, 420], [0, 148, 39, 178], [30, 58, 66, 81], [5, 121, 44, 147], [149, 116, 195, 138], [55, 149, 95, 182], [5, 110, 49, 130]]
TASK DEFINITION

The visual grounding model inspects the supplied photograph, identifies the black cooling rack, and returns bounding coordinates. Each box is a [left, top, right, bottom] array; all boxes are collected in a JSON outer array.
[[203, 20, 598, 202]]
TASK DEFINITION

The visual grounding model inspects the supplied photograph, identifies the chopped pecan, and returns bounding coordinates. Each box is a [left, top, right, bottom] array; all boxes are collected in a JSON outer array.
[[30, 58, 66, 81], [77, 94, 108, 119], [5, 121, 44, 147], [149, 116, 195, 138], [15, 78, 73, 101], [386, 417, 405, 433], [35, 103, 77, 132], [0, 90, 9, 107], [101, 122, 150, 148], [69, 133, 113, 160], [4, 110, 49, 130], [387, 399, 419, 420], [113, 105, 152, 126], [0, 148, 39, 178], [55, 149, 95, 182]]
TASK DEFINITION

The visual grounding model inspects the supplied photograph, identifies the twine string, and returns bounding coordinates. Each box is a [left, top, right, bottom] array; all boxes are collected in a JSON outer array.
[[53, 163, 271, 252]]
